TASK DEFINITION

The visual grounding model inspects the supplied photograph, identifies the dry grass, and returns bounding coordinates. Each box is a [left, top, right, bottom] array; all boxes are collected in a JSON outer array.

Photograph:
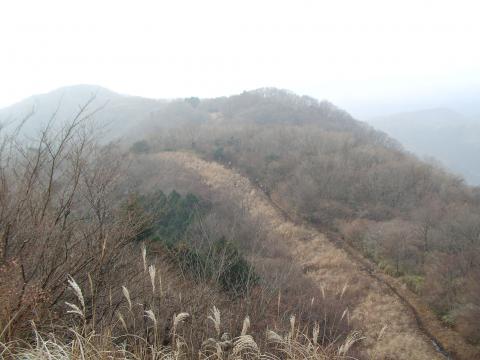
[[1, 326, 361, 360], [156, 151, 444, 360], [0, 111, 365, 360], [1, 280, 361, 360], [1, 229, 361, 359]]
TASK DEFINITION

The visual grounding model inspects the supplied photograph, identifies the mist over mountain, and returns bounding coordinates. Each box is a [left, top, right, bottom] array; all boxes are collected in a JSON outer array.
[[3, 84, 480, 188], [342, 87, 480, 119], [367, 108, 480, 185], [0, 85, 374, 142], [3, 0, 480, 357], [0, 84, 165, 139]]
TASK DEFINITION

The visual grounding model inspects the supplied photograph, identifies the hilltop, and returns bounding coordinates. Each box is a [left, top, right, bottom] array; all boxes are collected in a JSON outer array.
[[0, 84, 165, 139]]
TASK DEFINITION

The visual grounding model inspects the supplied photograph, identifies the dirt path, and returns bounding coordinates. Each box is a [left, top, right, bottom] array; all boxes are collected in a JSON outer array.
[[157, 151, 472, 360], [266, 195, 480, 360]]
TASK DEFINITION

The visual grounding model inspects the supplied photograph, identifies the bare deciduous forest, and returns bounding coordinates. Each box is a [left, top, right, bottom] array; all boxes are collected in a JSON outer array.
[[1, 87, 479, 359]]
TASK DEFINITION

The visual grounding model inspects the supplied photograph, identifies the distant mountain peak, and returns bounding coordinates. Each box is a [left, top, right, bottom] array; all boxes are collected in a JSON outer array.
[[34, 84, 122, 101], [367, 107, 480, 185], [369, 107, 468, 124]]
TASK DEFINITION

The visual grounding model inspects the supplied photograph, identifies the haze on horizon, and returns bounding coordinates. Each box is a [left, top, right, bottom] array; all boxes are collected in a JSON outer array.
[[1, 0, 480, 118]]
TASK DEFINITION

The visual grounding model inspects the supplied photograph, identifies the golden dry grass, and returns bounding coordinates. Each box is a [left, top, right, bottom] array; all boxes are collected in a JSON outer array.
[[1, 303, 361, 360], [156, 151, 444, 360], [1, 242, 361, 360]]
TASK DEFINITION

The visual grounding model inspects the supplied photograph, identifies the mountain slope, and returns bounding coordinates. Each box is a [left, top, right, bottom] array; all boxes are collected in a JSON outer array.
[[137, 89, 480, 357], [155, 150, 472, 359], [3, 85, 480, 356], [367, 108, 480, 185], [0, 84, 165, 139]]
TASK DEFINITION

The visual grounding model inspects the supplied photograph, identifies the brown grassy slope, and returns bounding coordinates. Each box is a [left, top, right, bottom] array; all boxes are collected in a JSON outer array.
[[326, 226, 480, 360], [156, 151, 443, 360]]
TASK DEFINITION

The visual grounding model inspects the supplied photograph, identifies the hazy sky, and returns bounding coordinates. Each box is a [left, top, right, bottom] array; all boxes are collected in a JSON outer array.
[[1, 0, 479, 117]]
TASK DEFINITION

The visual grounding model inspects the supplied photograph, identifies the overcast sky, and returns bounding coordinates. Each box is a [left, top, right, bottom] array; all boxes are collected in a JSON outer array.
[[1, 0, 479, 117]]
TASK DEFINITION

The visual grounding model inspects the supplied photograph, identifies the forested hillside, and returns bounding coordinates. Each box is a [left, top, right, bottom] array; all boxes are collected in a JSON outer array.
[[1, 87, 479, 359], [135, 88, 480, 352], [0, 91, 365, 359]]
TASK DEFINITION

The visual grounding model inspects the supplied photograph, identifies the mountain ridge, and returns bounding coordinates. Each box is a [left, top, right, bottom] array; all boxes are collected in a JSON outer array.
[[2, 85, 478, 185], [367, 108, 480, 185]]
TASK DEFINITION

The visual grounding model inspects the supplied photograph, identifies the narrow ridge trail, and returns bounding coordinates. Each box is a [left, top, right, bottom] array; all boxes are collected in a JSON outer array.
[[265, 195, 480, 360], [157, 151, 475, 360]]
